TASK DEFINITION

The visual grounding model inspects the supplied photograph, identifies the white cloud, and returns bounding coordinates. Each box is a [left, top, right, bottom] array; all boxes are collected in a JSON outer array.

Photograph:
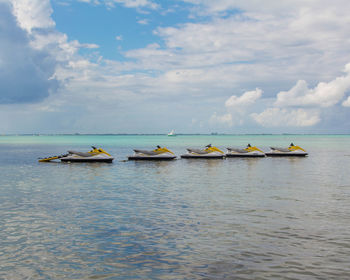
[[0, 0, 102, 106], [81, 43, 99, 49], [115, 0, 158, 9], [248, 62, 350, 128], [207, 89, 262, 128], [251, 108, 320, 127], [209, 112, 232, 126], [137, 19, 149, 25], [147, 3, 350, 92], [0, 2, 59, 104], [78, 0, 159, 10], [225, 88, 262, 108], [11, 0, 55, 32], [115, 35, 123, 41], [275, 64, 350, 108], [181, 0, 350, 17], [2, 0, 350, 133], [342, 96, 350, 107]]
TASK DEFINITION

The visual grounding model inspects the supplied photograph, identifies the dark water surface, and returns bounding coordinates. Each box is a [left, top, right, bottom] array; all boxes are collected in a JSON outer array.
[[0, 135, 350, 279]]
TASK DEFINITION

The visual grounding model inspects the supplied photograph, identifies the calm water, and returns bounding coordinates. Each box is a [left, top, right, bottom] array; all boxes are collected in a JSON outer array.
[[1, 135, 350, 279]]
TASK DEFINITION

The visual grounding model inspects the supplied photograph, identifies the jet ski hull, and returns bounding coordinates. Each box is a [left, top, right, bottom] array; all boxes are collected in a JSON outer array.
[[128, 156, 176, 160], [61, 158, 114, 162], [181, 154, 224, 159], [226, 153, 265, 157], [265, 152, 308, 157]]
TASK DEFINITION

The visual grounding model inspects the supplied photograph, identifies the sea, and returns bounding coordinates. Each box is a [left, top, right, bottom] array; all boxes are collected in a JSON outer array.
[[0, 134, 350, 279]]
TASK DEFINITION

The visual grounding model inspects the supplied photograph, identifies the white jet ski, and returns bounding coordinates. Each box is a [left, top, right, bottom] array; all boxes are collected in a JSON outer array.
[[39, 146, 114, 162], [226, 144, 265, 157], [265, 143, 308, 157], [128, 146, 176, 160], [181, 144, 225, 159]]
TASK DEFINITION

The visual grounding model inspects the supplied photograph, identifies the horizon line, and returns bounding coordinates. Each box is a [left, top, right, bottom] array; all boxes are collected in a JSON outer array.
[[1, 133, 350, 136]]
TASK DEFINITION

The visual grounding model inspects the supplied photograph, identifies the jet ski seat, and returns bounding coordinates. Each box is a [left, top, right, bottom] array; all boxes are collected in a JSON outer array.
[[227, 148, 249, 153], [270, 147, 290, 152], [186, 148, 210, 154], [67, 151, 93, 157], [133, 149, 158, 155]]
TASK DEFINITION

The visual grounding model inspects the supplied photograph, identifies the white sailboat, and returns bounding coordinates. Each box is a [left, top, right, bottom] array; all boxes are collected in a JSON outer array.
[[167, 129, 176, 136]]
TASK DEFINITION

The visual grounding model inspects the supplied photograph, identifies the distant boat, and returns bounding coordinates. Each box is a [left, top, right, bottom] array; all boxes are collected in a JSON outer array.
[[168, 130, 176, 136]]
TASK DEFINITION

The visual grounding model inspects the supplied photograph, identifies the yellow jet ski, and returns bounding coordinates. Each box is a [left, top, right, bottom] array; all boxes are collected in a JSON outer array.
[[128, 146, 176, 160], [265, 143, 308, 157], [181, 144, 225, 159], [39, 146, 114, 162], [226, 144, 265, 157]]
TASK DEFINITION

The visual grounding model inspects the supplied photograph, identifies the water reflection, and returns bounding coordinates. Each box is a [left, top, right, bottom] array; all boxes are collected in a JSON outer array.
[[129, 159, 176, 168]]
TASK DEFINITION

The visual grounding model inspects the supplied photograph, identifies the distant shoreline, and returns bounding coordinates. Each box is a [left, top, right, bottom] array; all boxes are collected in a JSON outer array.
[[1, 133, 350, 136]]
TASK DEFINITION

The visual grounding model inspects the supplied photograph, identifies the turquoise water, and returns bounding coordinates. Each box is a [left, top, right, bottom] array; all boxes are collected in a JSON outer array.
[[1, 135, 350, 279]]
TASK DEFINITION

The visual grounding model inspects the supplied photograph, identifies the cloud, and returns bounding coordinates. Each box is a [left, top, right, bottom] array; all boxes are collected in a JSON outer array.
[[0, 2, 59, 104], [2, 0, 350, 133], [11, 0, 55, 32], [0, 0, 99, 105], [225, 88, 262, 108], [275, 64, 350, 108], [148, 3, 350, 97], [251, 108, 321, 127], [342, 96, 350, 107], [181, 0, 350, 17], [113, 0, 159, 9], [78, 0, 159, 10], [207, 89, 262, 128], [209, 112, 232, 126], [80, 43, 99, 49], [137, 19, 149, 25], [210, 63, 350, 128], [246, 62, 350, 128]]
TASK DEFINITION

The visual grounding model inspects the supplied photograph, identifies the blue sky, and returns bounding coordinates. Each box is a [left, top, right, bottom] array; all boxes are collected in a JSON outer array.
[[1, 0, 350, 134], [51, 0, 200, 60]]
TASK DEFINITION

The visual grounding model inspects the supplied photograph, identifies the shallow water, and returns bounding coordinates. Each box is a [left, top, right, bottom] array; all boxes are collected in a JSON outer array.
[[1, 135, 350, 279]]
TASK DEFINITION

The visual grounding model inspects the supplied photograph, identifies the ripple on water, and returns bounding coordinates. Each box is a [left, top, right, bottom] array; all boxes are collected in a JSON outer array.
[[1, 138, 350, 279]]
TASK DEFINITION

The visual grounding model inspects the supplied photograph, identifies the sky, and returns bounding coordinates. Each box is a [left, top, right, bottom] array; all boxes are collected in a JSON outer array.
[[1, 0, 350, 134]]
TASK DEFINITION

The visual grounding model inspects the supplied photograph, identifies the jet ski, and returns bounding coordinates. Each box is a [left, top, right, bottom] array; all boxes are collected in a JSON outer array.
[[226, 144, 265, 157], [38, 146, 114, 162], [128, 146, 176, 160], [265, 143, 308, 157], [181, 144, 225, 159]]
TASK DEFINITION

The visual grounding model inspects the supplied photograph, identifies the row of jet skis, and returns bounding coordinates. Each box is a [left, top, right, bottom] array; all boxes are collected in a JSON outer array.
[[38, 143, 308, 163]]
